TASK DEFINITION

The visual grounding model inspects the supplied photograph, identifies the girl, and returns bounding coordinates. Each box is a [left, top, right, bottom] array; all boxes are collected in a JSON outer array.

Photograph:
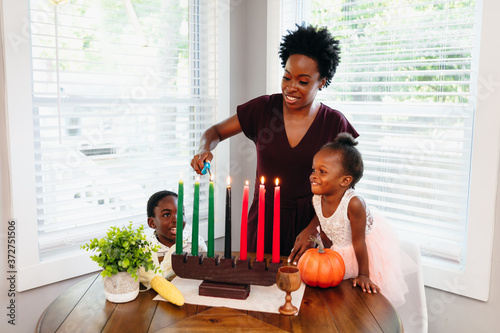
[[310, 133, 408, 307]]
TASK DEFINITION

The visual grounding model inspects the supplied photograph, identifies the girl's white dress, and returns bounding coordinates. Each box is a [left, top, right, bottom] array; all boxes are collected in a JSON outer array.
[[313, 188, 409, 307]]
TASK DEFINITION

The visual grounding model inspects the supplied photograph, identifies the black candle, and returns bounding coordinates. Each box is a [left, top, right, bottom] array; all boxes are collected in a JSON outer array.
[[224, 177, 231, 258]]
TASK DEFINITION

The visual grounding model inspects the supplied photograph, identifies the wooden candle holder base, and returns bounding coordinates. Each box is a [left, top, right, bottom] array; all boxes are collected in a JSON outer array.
[[172, 253, 282, 299], [199, 281, 250, 300]]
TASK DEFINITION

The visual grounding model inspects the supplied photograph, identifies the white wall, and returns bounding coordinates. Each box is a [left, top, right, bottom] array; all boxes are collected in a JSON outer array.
[[228, 0, 267, 251], [1, 1, 500, 332]]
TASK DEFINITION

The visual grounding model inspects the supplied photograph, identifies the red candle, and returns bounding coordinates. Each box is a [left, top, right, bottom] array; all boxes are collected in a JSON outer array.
[[256, 176, 265, 262], [240, 180, 249, 260], [272, 178, 280, 263]]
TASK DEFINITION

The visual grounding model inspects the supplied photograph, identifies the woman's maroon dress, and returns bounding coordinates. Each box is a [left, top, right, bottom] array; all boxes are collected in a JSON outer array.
[[237, 94, 358, 256]]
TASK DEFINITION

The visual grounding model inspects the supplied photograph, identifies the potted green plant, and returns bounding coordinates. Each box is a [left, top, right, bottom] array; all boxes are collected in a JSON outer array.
[[82, 221, 159, 303]]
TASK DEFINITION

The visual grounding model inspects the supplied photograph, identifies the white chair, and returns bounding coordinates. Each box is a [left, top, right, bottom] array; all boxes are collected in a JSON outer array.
[[396, 240, 428, 333]]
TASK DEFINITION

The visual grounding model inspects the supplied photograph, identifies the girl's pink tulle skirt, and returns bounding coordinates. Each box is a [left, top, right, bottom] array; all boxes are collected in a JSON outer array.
[[332, 208, 409, 308]]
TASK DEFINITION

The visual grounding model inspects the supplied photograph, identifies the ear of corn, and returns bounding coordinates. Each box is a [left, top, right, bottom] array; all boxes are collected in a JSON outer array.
[[150, 275, 184, 306]]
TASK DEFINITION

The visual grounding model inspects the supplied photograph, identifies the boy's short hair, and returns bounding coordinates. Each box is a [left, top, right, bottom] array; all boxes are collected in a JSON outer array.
[[147, 190, 178, 218]]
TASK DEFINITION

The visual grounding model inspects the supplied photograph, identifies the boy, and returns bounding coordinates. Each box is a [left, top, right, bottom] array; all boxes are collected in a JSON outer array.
[[140, 190, 207, 284]]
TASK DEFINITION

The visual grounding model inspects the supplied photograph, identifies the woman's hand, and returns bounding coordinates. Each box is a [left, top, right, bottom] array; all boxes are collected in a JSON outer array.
[[191, 150, 213, 175], [190, 114, 243, 175], [352, 274, 381, 294], [287, 216, 320, 265]]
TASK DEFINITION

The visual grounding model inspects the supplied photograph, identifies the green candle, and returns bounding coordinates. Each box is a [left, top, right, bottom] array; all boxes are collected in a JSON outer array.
[[192, 177, 200, 256], [208, 176, 215, 257], [175, 179, 184, 255]]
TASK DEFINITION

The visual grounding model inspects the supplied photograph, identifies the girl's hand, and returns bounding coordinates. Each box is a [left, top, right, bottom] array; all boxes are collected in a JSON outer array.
[[352, 275, 381, 294], [191, 151, 213, 175]]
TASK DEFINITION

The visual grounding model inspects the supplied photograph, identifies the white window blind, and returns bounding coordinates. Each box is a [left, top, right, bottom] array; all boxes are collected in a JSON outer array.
[[283, 0, 479, 270], [30, 0, 218, 260]]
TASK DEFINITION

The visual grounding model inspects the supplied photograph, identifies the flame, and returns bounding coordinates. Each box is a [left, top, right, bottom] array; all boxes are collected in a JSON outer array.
[[49, 0, 69, 5], [260, 176, 265, 184], [227, 176, 231, 186], [275, 178, 280, 186], [245, 180, 249, 186]]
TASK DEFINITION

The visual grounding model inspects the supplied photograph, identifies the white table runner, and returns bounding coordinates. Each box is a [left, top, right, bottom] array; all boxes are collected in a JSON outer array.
[[154, 277, 306, 315]]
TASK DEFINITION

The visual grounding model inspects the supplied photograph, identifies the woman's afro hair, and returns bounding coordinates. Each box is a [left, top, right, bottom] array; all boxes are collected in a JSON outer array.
[[321, 133, 364, 188], [279, 24, 340, 88]]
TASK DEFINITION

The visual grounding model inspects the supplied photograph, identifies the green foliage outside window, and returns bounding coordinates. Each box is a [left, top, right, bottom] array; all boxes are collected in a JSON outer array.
[[309, 0, 476, 104]]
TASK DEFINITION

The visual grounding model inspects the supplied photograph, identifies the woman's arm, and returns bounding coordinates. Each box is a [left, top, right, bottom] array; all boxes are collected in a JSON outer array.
[[191, 114, 243, 174], [319, 228, 333, 249], [349, 196, 380, 293]]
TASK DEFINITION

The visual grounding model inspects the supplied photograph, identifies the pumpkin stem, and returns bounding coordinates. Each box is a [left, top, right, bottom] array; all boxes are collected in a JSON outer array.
[[309, 235, 325, 253]]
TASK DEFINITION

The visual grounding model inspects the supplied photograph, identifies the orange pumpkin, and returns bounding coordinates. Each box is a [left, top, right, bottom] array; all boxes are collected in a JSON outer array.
[[297, 236, 345, 288]]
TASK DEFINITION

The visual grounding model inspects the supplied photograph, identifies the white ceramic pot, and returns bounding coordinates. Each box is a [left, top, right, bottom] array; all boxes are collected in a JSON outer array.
[[102, 271, 139, 303]]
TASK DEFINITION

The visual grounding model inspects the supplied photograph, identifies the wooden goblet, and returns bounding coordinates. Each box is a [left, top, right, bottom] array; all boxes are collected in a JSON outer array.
[[276, 266, 302, 315]]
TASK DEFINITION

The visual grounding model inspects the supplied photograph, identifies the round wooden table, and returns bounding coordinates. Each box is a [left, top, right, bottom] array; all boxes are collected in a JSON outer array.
[[36, 273, 402, 332]]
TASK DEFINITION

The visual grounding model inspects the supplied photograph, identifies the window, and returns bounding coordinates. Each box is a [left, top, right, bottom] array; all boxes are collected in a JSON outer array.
[[277, 0, 495, 300], [4, 0, 227, 291]]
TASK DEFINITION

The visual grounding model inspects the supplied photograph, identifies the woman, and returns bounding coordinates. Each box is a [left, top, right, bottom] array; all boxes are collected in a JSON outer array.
[[191, 25, 358, 264]]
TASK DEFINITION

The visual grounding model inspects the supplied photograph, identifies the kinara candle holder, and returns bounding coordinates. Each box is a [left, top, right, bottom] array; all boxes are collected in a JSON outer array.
[[171, 253, 282, 300]]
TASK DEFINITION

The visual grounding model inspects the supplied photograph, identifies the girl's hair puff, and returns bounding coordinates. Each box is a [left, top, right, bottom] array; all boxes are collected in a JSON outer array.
[[321, 133, 363, 188], [279, 24, 340, 89]]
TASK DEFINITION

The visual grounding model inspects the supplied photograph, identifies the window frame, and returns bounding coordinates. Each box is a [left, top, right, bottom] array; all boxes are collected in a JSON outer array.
[[3, 0, 230, 291], [268, 0, 497, 301]]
